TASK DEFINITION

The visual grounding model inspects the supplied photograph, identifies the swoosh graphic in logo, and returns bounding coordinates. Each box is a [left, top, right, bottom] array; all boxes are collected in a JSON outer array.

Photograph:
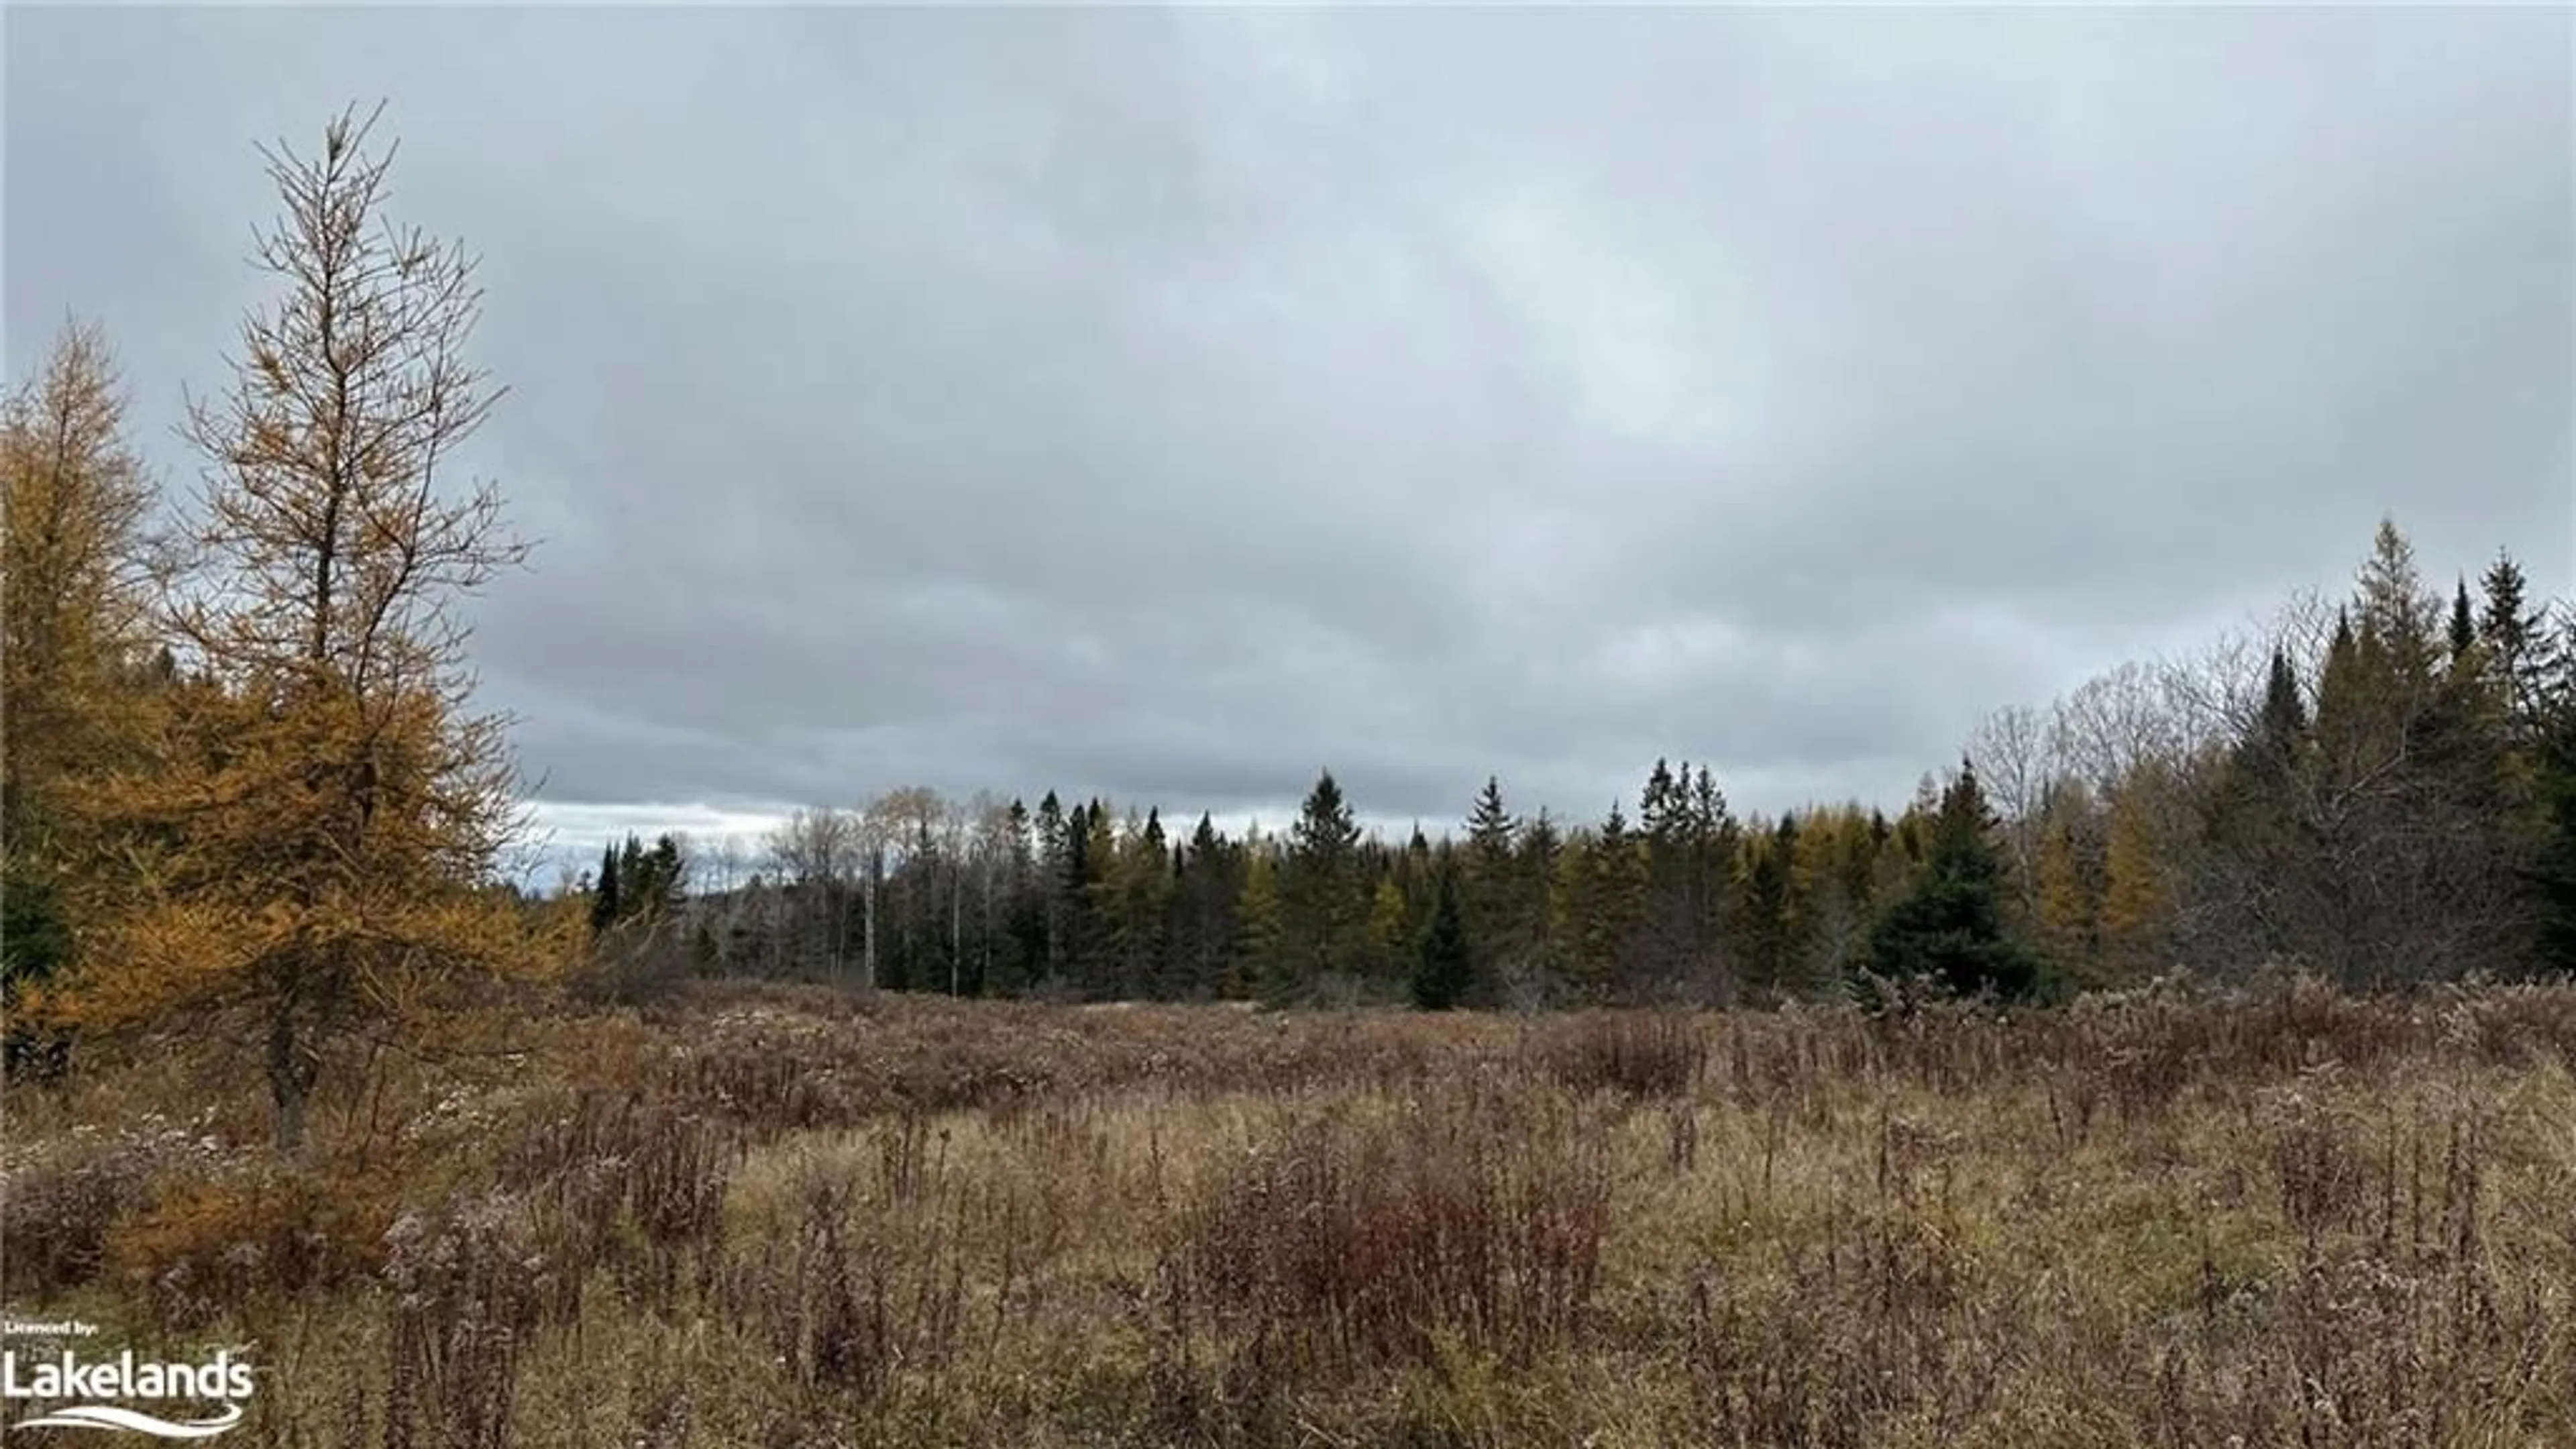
[[11, 1402, 245, 1438]]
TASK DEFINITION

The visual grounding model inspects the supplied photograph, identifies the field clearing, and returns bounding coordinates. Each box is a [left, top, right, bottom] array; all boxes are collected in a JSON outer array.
[[5, 976, 2576, 1448]]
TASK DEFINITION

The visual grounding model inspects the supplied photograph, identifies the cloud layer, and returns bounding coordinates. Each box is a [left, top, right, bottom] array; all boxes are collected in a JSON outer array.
[[9, 7, 2569, 863]]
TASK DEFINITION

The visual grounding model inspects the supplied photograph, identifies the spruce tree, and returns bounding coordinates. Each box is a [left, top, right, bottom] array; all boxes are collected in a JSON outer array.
[[1638, 757, 1697, 985], [1693, 766, 1741, 1002], [1864, 759, 2044, 1000], [1171, 812, 1237, 998], [590, 842, 622, 936], [1034, 792, 1067, 981], [1466, 775, 1517, 861], [1063, 800, 1114, 994], [2222, 647, 2310, 820], [1114, 808, 1172, 997], [1401, 826, 1434, 929], [1462, 775, 1522, 981], [1520, 809, 1568, 983], [1737, 820, 1792, 995], [2479, 551, 2553, 738], [2533, 669, 2576, 973], [997, 798, 1045, 991], [1282, 769, 1366, 991], [2449, 578, 2478, 666], [618, 835, 647, 918], [1574, 801, 1647, 998], [639, 832, 685, 920], [1, 869, 75, 1001], [2522, 610, 2576, 973], [2313, 608, 2373, 778], [1411, 859, 1475, 1010]]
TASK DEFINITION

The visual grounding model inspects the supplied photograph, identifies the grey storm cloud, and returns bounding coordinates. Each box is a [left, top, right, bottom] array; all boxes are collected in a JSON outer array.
[[7, 5, 2571, 860]]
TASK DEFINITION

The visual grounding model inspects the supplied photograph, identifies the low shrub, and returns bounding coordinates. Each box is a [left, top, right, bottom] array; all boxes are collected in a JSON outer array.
[[103, 1167, 393, 1328]]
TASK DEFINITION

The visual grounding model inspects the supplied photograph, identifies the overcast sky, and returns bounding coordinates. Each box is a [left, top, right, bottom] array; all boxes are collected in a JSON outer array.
[[8, 5, 2571, 871]]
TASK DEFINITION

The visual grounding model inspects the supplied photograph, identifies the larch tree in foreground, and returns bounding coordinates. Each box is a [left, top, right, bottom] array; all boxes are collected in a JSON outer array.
[[79, 105, 560, 1155]]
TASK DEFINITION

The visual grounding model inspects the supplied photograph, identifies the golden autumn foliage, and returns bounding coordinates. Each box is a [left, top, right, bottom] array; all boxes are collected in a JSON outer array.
[[64, 105, 568, 1155], [103, 1167, 397, 1328], [1367, 873, 1409, 968], [1, 319, 165, 991], [1783, 804, 1880, 978], [2033, 818, 2099, 979], [1, 319, 159, 767], [2098, 774, 2170, 981], [91, 677, 561, 1021]]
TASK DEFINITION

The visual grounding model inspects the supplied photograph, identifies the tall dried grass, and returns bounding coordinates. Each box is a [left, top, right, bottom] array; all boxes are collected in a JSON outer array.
[[5, 974, 2576, 1446]]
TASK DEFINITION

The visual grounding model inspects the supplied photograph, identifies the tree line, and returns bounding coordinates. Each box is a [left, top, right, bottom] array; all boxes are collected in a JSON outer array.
[[601, 523, 2574, 1008]]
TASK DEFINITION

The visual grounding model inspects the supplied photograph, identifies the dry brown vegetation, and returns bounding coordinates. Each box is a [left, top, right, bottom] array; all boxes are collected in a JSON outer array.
[[6, 974, 2576, 1446]]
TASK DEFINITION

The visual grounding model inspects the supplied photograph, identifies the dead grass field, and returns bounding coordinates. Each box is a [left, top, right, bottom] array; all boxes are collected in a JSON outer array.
[[5, 974, 2576, 1447]]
